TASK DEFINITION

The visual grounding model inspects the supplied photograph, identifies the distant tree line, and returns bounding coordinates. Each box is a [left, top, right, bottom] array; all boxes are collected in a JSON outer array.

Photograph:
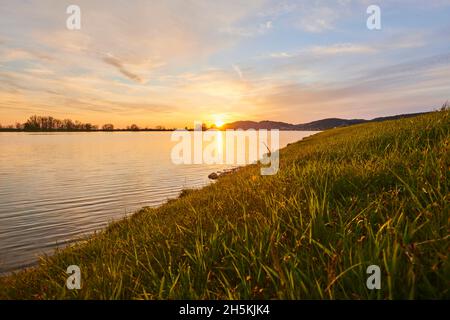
[[0, 116, 178, 131], [18, 115, 99, 131]]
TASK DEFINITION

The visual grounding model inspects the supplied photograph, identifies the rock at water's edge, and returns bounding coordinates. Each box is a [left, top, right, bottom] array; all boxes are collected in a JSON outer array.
[[208, 172, 219, 180]]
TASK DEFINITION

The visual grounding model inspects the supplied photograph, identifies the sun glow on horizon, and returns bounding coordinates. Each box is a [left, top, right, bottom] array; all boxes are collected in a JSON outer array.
[[215, 119, 224, 128], [213, 114, 227, 128]]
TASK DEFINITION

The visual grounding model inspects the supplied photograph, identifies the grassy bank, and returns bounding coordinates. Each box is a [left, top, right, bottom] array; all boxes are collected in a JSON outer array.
[[1, 110, 448, 299]]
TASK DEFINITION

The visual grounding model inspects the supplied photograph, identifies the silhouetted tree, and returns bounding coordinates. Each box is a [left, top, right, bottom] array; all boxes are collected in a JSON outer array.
[[53, 119, 62, 130], [21, 115, 101, 131], [24, 115, 40, 130], [63, 119, 75, 130], [128, 124, 139, 131], [102, 124, 114, 131]]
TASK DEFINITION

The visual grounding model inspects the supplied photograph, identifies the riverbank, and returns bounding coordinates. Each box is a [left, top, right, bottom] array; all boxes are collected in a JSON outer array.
[[0, 110, 448, 299]]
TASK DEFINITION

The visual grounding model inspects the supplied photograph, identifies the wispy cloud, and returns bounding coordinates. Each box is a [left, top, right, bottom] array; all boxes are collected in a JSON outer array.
[[311, 44, 376, 55], [219, 20, 274, 37], [102, 54, 144, 83], [265, 43, 377, 61], [295, 6, 340, 33], [232, 64, 244, 80]]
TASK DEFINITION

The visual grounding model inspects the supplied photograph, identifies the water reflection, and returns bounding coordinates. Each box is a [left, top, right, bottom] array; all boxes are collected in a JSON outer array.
[[0, 131, 317, 273]]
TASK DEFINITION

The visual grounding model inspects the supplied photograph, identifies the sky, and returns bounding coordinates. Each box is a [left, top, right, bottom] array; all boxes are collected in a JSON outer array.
[[0, 0, 449, 128]]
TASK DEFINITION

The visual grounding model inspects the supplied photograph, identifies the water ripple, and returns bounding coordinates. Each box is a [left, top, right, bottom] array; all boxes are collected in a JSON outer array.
[[0, 131, 316, 273]]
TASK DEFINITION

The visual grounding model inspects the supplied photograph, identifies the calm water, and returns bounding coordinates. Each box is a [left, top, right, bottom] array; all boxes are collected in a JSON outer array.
[[0, 131, 316, 273]]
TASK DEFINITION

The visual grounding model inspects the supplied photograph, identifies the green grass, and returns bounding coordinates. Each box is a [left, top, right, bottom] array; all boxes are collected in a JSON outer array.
[[1, 110, 449, 299]]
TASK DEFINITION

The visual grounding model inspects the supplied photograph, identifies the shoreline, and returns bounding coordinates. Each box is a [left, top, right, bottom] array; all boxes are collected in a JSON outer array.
[[0, 133, 313, 276]]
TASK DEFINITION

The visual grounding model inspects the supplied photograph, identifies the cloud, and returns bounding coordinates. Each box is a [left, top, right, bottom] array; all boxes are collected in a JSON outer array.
[[219, 20, 274, 37], [257, 1, 347, 33], [297, 13, 336, 32], [102, 54, 144, 83], [269, 52, 295, 59], [257, 2, 298, 18], [240, 52, 450, 121], [175, 68, 252, 100], [311, 43, 376, 55], [232, 64, 244, 80], [357, 53, 450, 82], [292, 2, 346, 33], [0, 47, 54, 62], [265, 43, 376, 61]]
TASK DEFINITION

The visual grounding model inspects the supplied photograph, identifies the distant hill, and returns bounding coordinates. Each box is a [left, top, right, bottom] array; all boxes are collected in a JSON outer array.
[[222, 120, 297, 130], [295, 118, 366, 131], [222, 112, 431, 131]]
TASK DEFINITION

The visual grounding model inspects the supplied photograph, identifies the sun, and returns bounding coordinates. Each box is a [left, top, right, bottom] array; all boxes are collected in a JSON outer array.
[[215, 119, 224, 128], [212, 114, 227, 128]]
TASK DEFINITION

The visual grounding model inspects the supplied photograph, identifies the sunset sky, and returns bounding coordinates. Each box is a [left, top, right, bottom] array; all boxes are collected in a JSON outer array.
[[0, 0, 449, 128]]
